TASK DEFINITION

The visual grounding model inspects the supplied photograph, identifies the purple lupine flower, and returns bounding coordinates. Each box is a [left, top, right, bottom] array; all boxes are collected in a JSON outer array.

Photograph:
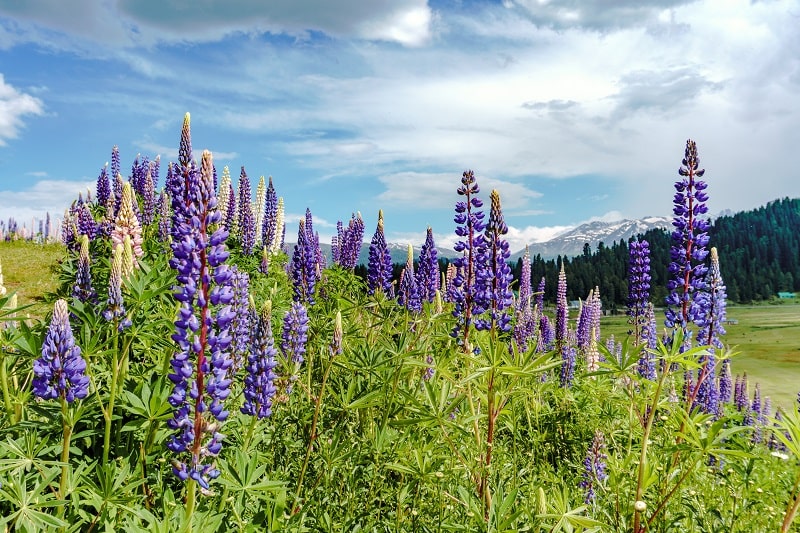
[[261, 176, 279, 251], [110, 145, 121, 193], [151, 155, 160, 190], [735, 373, 749, 412], [337, 212, 365, 270], [102, 244, 132, 330], [560, 341, 576, 388], [237, 166, 256, 255], [416, 226, 440, 303], [367, 210, 393, 296], [281, 301, 309, 366], [228, 267, 251, 371], [696, 247, 727, 348], [113, 172, 124, 218], [158, 189, 171, 243], [331, 224, 342, 265], [241, 303, 278, 419], [32, 299, 89, 403], [538, 314, 554, 352], [305, 208, 326, 273], [290, 220, 317, 304], [637, 304, 657, 380], [72, 235, 96, 304], [555, 262, 568, 345], [474, 189, 513, 333], [718, 358, 732, 405], [96, 164, 111, 208], [224, 181, 238, 237], [76, 203, 96, 240], [397, 245, 422, 313], [579, 430, 608, 504], [695, 350, 719, 416], [576, 293, 593, 351], [281, 301, 309, 395], [450, 170, 486, 347], [166, 126, 235, 489], [747, 384, 763, 443], [513, 246, 536, 353], [141, 162, 157, 226], [627, 239, 651, 345], [535, 276, 546, 312], [665, 140, 711, 340]]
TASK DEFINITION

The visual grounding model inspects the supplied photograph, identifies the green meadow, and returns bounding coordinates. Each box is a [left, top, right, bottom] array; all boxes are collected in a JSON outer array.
[[603, 303, 800, 408], [0, 240, 64, 317]]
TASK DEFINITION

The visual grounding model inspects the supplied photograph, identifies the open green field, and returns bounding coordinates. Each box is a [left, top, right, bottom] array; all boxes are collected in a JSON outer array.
[[2, 240, 798, 407], [602, 304, 800, 408], [0, 240, 65, 318]]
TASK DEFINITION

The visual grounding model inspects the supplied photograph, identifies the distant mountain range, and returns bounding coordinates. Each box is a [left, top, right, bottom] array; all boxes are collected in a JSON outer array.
[[509, 216, 673, 260]]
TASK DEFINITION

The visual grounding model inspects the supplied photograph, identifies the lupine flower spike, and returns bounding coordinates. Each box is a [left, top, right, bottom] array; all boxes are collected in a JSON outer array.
[[73, 234, 97, 304], [281, 301, 309, 394], [166, 125, 235, 489], [580, 430, 608, 505], [397, 244, 422, 313], [33, 299, 89, 403], [474, 189, 513, 333], [416, 226, 440, 302], [665, 139, 711, 343], [241, 301, 278, 419], [367, 210, 393, 296]]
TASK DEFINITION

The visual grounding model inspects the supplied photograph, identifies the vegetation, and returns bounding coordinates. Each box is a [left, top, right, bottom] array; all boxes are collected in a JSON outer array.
[[1, 122, 799, 532], [507, 197, 800, 309]]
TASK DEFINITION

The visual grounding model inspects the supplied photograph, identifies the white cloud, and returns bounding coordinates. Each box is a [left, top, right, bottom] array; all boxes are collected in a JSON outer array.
[[0, 73, 44, 145], [0, 179, 95, 223]]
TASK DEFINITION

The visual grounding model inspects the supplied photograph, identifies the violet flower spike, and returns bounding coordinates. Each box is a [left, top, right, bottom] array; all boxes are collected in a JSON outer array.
[[397, 244, 422, 313], [166, 140, 234, 490], [237, 166, 256, 255], [579, 430, 608, 505], [665, 139, 711, 341], [416, 226, 440, 303], [73, 234, 97, 304], [367, 210, 393, 296], [241, 302, 278, 419], [290, 219, 317, 304], [32, 299, 89, 403], [96, 163, 110, 208], [474, 189, 513, 333]]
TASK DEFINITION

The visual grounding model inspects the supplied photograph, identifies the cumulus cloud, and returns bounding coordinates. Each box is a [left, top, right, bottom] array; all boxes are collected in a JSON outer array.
[[0, 74, 44, 146], [0, 179, 95, 223]]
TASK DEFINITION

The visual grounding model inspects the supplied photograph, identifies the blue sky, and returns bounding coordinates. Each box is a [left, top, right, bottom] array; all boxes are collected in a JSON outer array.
[[1, 0, 799, 252]]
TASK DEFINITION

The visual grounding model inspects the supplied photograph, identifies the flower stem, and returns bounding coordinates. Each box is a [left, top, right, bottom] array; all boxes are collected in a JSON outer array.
[[103, 339, 120, 465], [58, 397, 73, 519], [183, 479, 197, 533], [293, 357, 333, 514], [0, 353, 13, 422]]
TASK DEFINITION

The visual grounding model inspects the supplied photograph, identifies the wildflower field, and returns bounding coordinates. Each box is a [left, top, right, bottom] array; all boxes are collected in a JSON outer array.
[[1, 114, 800, 532]]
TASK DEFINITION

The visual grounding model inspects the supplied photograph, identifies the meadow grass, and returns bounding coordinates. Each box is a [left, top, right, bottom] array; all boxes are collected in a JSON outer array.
[[602, 303, 800, 408], [0, 240, 65, 317]]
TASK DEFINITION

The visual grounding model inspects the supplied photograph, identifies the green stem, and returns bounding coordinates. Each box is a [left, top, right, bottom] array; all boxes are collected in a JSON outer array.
[[0, 354, 13, 422], [293, 358, 333, 514], [103, 343, 120, 465], [58, 398, 73, 520], [183, 480, 197, 533], [632, 365, 669, 533]]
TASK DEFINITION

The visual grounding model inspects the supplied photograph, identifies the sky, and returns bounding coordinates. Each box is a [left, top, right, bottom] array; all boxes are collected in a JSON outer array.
[[0, 0, 799, 253]]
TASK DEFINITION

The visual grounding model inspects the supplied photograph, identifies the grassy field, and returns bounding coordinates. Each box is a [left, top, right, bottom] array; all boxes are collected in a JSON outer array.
[[2, 239, 798, 407], [0, 240, 65, 318], [602, 304, 800, 408]]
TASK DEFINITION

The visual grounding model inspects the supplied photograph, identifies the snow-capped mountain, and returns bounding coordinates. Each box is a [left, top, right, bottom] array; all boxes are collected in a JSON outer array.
[[510, 216, 673, 260]]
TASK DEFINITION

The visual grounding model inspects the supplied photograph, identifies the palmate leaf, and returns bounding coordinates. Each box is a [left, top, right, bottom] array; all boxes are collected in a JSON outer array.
[[0, 468, 68, 532], [0, 431, 60, 476]]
